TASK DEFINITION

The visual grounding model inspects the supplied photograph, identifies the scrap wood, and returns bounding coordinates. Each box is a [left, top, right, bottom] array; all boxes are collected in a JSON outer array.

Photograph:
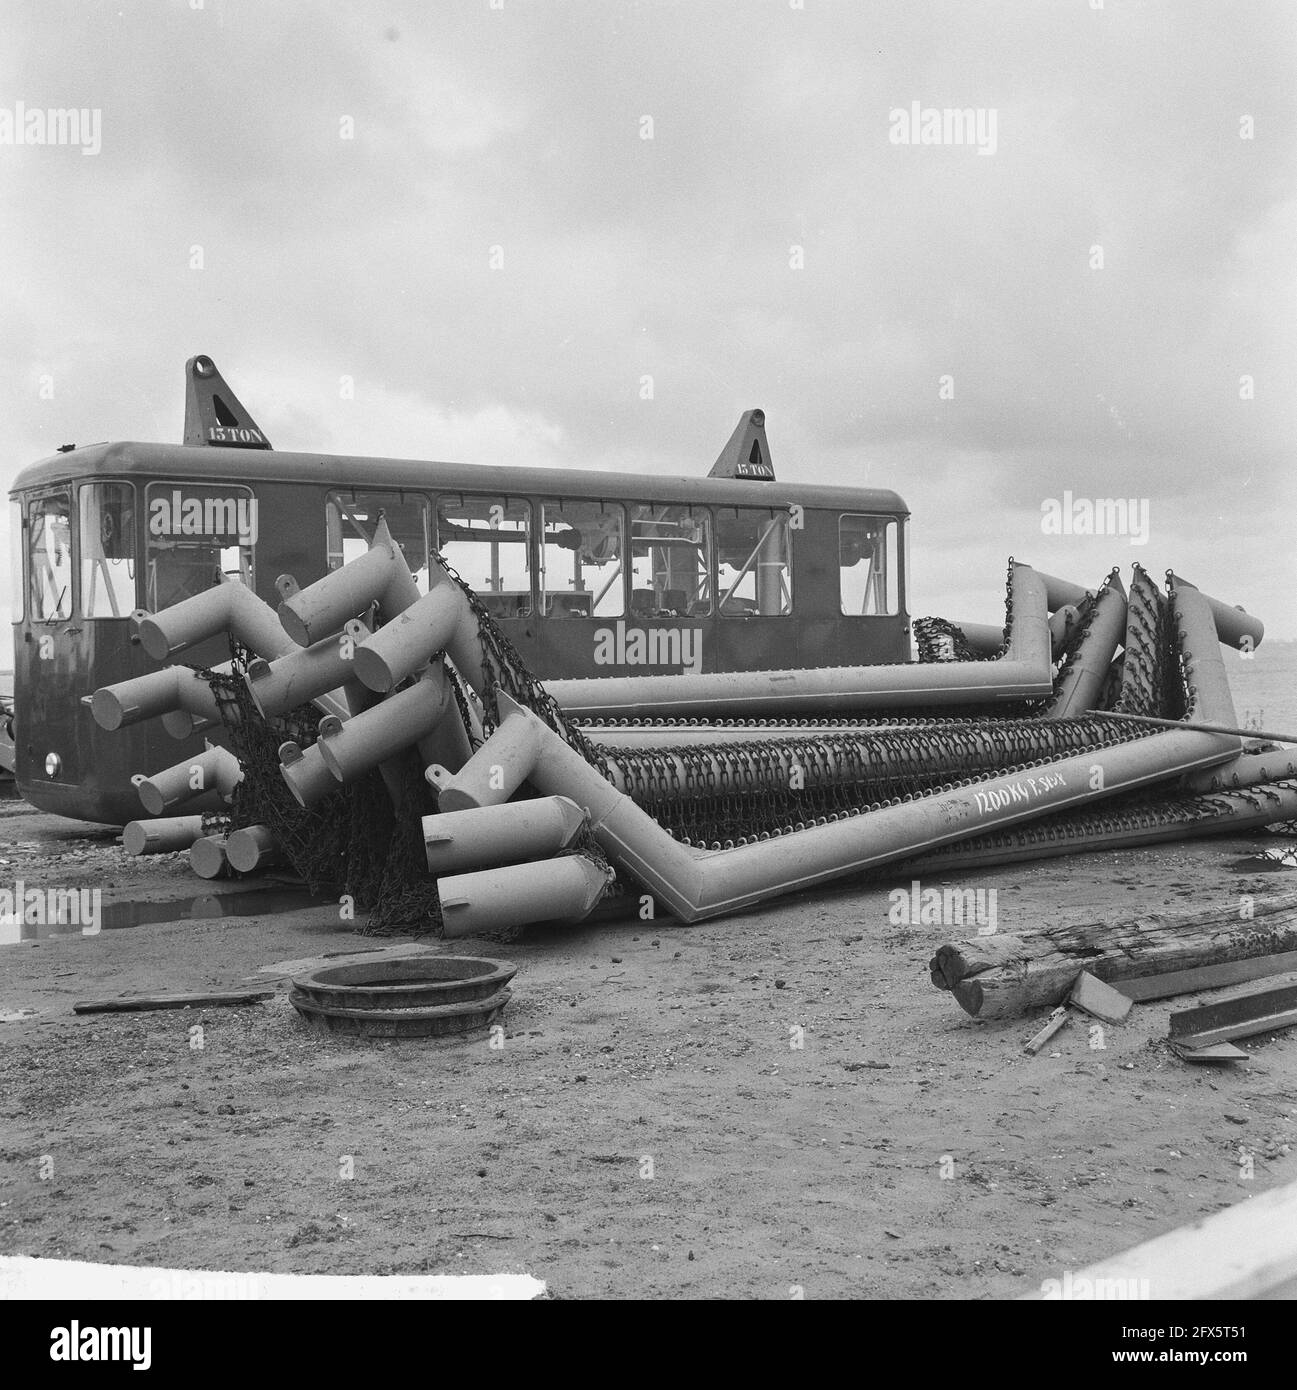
[[929, 890, 1297, 1020], [1171, 1041, 1249, 1064], [1167, 981, 1297, 1050], [1068, 970, 1132, 1024], [73, 989, 275, 1015], [1023, 1006, 1069, 1055], [1115, 950, 1297, 1002]]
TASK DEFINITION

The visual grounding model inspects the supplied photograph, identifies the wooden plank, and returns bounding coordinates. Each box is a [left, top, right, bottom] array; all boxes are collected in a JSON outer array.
[[1025, 1173, 1297, 1299], [1068, 970, 1132, 1023], [1023, 1006, 1069, 1055], [1171, 1041, 1249, 1063], [1173, 1008, 1297, 1050], [1169, 982, 1297, 1048], [73, 989, 275, 1015], [1115, 952, 1297, 1002], [935, 894, 1297, 1019]]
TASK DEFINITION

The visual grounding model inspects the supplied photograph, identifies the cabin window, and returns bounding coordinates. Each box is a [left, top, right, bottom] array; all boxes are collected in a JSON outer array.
[[540, 501, 624, 618], [628, 504, 713, 618], [27, 492, 73, 621], [716, 508, 792, 616], [79, 483, 136, 618], [144, 482, 256, 612], [327, 491, 430, 594], [839, 514, 899, 615], [436, 496, 532, 618], [9, 503, 23, 622]]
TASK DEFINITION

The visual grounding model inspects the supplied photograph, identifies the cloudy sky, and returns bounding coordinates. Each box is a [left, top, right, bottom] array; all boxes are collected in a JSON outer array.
[[2, 0, 1293, 662]]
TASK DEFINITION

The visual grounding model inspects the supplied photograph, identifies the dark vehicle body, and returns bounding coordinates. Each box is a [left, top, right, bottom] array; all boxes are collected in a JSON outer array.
[[10, 440, 909, 823]]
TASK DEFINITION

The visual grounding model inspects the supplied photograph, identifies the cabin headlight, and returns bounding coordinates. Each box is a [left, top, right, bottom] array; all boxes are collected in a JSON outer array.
[[44, 752, 62, 778]]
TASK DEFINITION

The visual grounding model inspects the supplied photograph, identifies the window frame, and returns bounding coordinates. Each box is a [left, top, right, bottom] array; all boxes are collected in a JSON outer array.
[[715, 505, 794, 618], [26, 489, 76, 623], [627, 501, 716, 619], [434, 492, 535, 617], [9, 500, 25, 624], [78, 480, 138, 619], [838, 512, 901, 617], [539, 498, 626, 619], [326, 488, 432, 591], [143, 480, 257, 613]]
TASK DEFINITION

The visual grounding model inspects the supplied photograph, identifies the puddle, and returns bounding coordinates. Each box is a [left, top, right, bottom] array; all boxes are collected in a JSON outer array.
[[0, 885, 333, 946]]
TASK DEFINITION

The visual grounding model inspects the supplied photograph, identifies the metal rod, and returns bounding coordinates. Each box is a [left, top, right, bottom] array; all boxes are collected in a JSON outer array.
[[1092, 710, 1297, 745]]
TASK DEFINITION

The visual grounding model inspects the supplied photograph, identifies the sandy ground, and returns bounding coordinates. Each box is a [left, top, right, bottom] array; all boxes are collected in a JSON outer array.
[[1, 792, 1294, 1300]]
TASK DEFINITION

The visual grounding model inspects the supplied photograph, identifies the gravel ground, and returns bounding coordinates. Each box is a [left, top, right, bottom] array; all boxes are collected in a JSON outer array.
[[1, 793, 1295, 1299]]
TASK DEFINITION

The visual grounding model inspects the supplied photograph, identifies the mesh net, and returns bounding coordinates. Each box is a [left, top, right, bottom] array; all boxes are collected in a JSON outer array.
[[199, 646, 441, 933], [193, 555, 618, 936], [182, 556, 1271, 931]]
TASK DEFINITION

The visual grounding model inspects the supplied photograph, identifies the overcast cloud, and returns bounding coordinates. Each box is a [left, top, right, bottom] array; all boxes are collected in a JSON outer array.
[[1, 0, 1293, 658]]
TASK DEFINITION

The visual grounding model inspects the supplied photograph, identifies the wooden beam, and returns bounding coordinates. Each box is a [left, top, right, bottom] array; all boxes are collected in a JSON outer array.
[[1069, 971, 1132, 1023], [1171, 1041, 1249, 1063], [73, 989, 275, 1015], [931, 892, 1297, 1019], [1168, 983, 1297, 1049], [1023, 1007, 1069, 1055], [1117, 952, 1297, 1002]]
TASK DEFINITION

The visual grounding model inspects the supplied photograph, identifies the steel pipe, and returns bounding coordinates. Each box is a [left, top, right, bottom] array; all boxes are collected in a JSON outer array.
[[438, 855, 610, 937], [423, 796, 587, 875], [279, 740, 340, 809], [1039, 572, 1095, 611], [1167, 573, 1264, 651], [225, 824, 283, 873], [496, 589, 1243, 922], [353, 583, 485, 694], [136, 745, 243, 817], [91, 664, 227, 733], [316, 669, 455, 784], [122, 815, 207, 856], [543, 563, 1055, 719], [278, 516, 421, 647], [189, 834, 233, 880], [244, 620, 371, 719], [1046, 578, 1127, 718], [1048, 603, 1082, 659], [426, 707, 544, 811], [132, 575, 292, 663]]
